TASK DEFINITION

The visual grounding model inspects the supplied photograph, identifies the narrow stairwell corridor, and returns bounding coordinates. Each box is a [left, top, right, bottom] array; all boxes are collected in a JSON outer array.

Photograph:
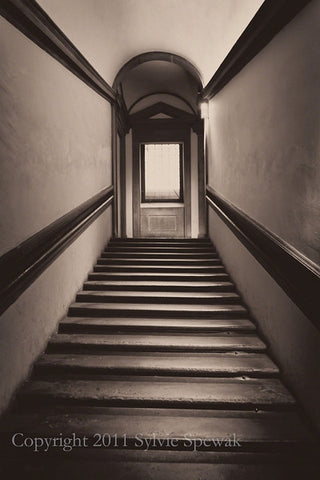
[[0, 238, 318, 478]]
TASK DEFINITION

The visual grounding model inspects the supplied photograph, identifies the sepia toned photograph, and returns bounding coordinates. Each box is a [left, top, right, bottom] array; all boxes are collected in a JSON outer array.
[[0, 0, 319, 478]]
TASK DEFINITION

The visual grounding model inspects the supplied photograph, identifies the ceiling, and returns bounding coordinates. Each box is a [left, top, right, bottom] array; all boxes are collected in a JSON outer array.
[[117, 59, 202, 113], [38, 0, 264, 86]]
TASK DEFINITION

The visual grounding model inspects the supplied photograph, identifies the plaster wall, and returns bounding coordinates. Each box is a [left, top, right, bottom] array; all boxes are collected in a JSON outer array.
[[206, 1, 320, 428], [0, 18, 113, 413]]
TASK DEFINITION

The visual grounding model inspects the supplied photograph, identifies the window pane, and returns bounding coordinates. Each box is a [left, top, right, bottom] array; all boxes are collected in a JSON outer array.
[[143, 144, 181, 201]]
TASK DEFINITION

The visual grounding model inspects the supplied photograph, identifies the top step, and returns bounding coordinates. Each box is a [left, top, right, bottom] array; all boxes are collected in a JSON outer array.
[[109, 238, 211, 244], [105, 246, 216, 253]]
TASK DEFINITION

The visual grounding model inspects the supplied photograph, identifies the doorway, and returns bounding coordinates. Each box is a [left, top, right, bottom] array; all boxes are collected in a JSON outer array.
[[139, 143, 185, 237], [132, 124, 191, 238]]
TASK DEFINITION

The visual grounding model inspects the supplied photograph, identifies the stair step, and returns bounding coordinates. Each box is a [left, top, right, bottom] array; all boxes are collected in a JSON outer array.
[[97, 258, 222, 266], [59, 317, 255, 333], [83, 280, 235, 292], [68, 302, 247, 318], [2, 408, 310, 448], [1, 452, 315, 479], [93, 265, 226, 273], [106, 247, 216, 253], [34, 353, 279, 377], [76, 291, 241, 305], [109, 238, 212, 244], [101, 251, 218, 258], [47, 333, 266, 353], [18, 378, 295, 409], [88, 272, 230, 282]]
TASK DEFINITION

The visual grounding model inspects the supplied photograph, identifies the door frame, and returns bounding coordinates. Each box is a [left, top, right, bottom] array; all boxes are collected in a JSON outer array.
[[132, 121, 191, 238]]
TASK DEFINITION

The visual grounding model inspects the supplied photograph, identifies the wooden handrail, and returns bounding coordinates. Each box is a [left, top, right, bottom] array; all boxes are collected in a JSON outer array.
[[0, 186, 114, 315], [206, 186, 320, 329]]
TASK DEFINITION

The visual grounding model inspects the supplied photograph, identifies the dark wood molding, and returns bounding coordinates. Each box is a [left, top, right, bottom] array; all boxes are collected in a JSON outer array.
[[128, 93, 196, 115], [119, 135, 127, 237], [130, 102, 202, 134], [206, 186, 320, 329], [0, 0, 116, 103], [202, 0, 312, 100], [130, 102, 197, 123], [197, 129, 207, 238], [0, 186, 114, 316], [115, 98, 130, 137]]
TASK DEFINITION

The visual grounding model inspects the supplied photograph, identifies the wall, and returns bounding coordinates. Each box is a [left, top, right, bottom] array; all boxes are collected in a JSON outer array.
[[0, 18, 113, 413], [206, 1, 320, 428]]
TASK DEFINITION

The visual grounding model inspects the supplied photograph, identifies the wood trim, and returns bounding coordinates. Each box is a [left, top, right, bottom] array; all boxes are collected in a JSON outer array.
[[202, 0, 312, 100], [111, 106, 119, 237], [130, 102, 197, 123], [128, 93, 196, 115], [206, 186, 320, 329], [119, 135, 127, 237], [0, 0, 116, 103], [0, 186, 114, 316], [197, 129, 207, 238]]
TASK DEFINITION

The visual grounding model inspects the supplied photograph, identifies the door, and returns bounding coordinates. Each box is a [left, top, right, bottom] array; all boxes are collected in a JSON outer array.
[[140, 142, 185, 237], [132, 126, 191, 238]]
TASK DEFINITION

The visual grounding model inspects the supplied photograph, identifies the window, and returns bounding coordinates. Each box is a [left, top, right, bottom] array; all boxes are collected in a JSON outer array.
[[141, 143, 183, 202]]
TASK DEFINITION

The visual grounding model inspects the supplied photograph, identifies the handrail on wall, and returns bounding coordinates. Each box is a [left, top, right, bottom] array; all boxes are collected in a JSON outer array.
[[0, 186, 114, 316], [206, 186, 320, 330]]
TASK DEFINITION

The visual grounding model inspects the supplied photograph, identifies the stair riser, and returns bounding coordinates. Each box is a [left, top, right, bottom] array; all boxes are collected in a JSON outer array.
[[16, 396, 294, 411], [97, 259, 222, 266], [83, 283, 235, 292], [32, 366, 279, 379], [93, 266, 226, 273], [101, 252, 218, 259], [75, 294, 241, 305], [105, 248, 216, 253], [58, 325, 254, 335], [46, 344, 265, 354], [109, 239, 212, 244], [88, 274, 230, 282], [68, 306, 247, 319]]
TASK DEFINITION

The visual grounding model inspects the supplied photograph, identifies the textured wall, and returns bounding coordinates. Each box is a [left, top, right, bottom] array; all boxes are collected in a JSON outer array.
[[207, 1, 320, 428], [0, 18, 113, 413], [0, 18, 112, 255], [207, 1, 320, 265], [209, 209, 320, 430]]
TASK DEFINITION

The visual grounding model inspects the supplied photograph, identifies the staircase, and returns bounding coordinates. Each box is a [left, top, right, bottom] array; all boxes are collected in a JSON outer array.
[[0, 238, 318, 479]]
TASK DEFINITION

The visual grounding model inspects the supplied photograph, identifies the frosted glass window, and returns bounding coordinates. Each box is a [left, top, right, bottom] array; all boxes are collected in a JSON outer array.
[[141, 143, 182, 202]]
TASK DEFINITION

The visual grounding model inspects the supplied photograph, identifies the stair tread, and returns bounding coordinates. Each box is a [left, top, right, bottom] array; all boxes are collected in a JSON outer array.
[[70, 302, 246, 313], [49, 333, 266, 351], [94, 265, 224, 270], [18, 378, 295, 407], [35, 352, 279, 375], [1, 409, 309, 443], [60, 317, 255, 330], [98, 257, 220, 262], [89, 272, 229, 279], [102, 252, 217, 257], [84, 280, 234, 289], [76, 291, 240, 300]]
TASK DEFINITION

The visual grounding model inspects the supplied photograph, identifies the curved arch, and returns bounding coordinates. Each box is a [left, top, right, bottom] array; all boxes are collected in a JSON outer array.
[[113, 51, 203, 91], [128, 92, 196, 115]]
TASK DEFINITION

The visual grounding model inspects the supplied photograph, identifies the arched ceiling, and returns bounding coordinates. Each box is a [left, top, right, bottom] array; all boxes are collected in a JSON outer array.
[[115, 57, 202, 113]]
